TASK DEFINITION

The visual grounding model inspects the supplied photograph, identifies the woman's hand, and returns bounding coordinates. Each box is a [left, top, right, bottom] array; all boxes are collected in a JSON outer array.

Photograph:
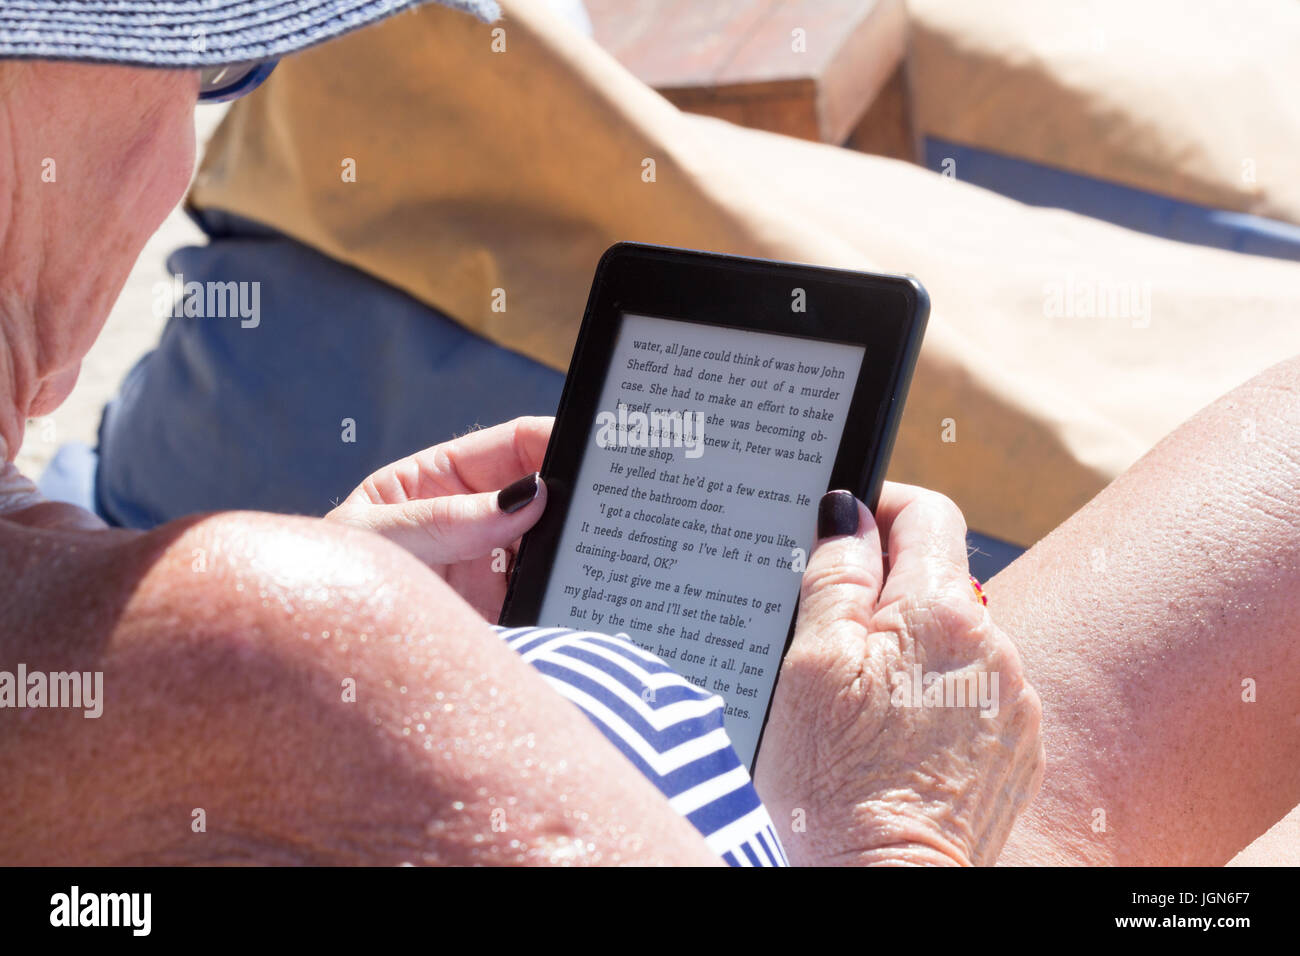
[[325, 417, 552, 621], [754, 483, 1044, 866]]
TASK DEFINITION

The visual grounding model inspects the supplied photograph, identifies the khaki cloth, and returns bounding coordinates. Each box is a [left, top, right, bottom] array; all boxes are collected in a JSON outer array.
[[190, 0, 1300, 546], [909, 0, 1300, 224]]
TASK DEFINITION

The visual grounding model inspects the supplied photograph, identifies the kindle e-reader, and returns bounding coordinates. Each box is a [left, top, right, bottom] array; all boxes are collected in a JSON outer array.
[[499, 243, 929, 769]]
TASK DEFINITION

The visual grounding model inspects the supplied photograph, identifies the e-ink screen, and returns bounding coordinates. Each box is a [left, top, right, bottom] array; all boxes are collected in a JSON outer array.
[[538, 312, 866, 766]]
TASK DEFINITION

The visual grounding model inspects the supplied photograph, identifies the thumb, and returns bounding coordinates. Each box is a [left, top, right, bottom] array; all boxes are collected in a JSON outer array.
[[792, 490, 885, 655], [338, 473, 546, 567]]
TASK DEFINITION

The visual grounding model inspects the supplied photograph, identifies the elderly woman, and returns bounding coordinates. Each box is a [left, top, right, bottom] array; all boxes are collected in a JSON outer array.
[[0, 0, 1048, 866]]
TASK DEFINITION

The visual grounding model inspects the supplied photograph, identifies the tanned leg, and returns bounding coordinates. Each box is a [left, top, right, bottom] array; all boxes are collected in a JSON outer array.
[[992, 356, 1300, 866]]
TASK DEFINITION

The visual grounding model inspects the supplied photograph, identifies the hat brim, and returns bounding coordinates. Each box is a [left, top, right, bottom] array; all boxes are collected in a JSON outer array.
[[0, 0, 499, 67]]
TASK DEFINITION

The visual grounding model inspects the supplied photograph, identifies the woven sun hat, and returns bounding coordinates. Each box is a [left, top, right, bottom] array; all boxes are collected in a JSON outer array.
[[0, 1, 499, 98], [0, 0, 499, 102]]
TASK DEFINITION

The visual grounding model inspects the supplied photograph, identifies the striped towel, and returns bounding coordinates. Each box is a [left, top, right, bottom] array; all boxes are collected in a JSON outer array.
[[495, 626, 788, 867]]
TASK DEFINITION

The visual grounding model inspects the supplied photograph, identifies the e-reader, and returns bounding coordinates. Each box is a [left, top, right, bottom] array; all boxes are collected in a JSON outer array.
[[500, 243, 929, 770]]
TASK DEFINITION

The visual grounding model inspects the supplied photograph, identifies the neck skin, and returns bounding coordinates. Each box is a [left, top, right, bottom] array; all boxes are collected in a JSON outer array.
[[0, 60, 198, 474], [0, 139, 81, 464]]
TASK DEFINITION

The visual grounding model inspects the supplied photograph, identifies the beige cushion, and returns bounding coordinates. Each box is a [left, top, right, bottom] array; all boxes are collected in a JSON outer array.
[[909, 0, 1300, 223]]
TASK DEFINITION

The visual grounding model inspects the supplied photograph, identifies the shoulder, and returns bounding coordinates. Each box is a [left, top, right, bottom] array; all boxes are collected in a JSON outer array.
[[0, 510, 481, 863], [122, 509, 457, 643]]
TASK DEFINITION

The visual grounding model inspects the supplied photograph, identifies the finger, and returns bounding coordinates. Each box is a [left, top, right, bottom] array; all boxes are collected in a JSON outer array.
[[874, 482, 972, 610], [345, 474, 546, 566], [415, 417, 552, 496], [869, 480, 935, 559], [355, 417, 553, 503], [791, 491, 884, 656]]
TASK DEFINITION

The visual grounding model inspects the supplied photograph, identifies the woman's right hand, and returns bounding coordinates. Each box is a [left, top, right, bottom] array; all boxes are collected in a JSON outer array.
[[754, 483, 1044, 866]]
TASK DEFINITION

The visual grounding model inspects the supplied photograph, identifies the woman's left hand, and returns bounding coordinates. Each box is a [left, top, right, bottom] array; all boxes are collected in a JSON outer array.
[[755, 483, 1044, 866], [326, 417, 552, 621]]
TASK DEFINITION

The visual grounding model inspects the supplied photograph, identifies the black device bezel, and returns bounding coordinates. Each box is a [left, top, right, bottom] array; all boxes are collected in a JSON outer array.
[[499, 242, 929, 771]]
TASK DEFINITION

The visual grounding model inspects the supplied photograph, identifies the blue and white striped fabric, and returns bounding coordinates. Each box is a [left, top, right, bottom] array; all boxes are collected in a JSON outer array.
[[495, 626, 788, 867]]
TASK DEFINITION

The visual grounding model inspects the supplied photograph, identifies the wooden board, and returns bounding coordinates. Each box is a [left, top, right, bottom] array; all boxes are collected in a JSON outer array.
[[587, 0, 909, 146]]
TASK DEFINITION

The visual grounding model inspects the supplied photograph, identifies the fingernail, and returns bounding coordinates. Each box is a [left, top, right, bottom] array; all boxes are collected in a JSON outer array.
[[817, 490, 859, 539], [498, 472, 541, 514]]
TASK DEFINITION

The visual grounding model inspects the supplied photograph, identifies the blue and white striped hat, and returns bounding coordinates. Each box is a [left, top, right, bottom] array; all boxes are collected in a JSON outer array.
[[0, 0, 499, 67]]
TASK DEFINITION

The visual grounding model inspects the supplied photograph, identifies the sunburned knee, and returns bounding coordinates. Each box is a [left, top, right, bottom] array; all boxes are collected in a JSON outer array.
[[1223, 357, 1300, 435], [1258, 354, 1300, 391], [1203, 359, 1300, 489]]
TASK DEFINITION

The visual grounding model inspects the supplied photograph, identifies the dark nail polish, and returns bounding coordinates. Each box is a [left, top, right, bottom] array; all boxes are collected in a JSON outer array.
[[498, 473, 540, 514], [817, 490, 860, 539]]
